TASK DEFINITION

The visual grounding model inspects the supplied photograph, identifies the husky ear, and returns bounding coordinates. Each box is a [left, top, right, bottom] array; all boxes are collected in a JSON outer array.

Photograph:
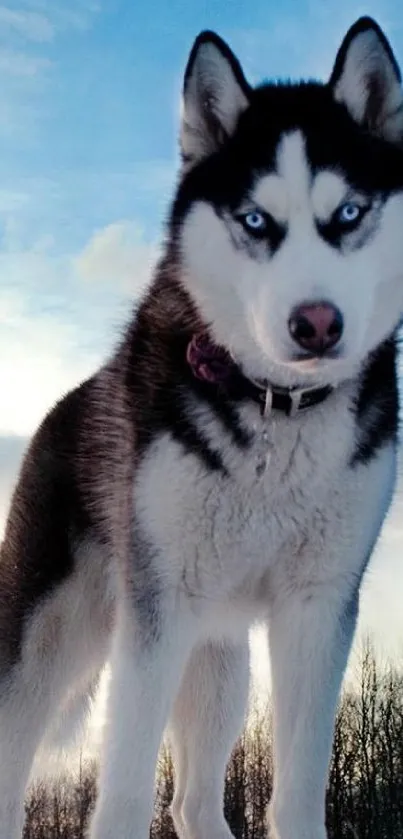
[[329, 17, 403, 144], [181, 31, 251, 169]]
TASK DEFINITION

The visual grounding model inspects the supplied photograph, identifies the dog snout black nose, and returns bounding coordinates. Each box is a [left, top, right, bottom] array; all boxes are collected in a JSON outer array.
[[288, 302, 344, 354]]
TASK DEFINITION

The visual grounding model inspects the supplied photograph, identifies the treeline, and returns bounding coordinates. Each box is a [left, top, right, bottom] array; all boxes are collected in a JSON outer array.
[[24, 642, 403, 839]]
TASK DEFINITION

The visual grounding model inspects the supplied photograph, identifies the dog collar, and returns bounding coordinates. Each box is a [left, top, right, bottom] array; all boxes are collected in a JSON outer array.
[[186, 333, 333, 418]]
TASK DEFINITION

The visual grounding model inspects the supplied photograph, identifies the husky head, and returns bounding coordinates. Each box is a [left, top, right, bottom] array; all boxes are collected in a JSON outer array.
[[171, 17, 403, 389]]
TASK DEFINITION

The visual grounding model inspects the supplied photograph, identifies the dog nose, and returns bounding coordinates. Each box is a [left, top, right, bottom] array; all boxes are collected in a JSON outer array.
[[288, 302, 343, 354]]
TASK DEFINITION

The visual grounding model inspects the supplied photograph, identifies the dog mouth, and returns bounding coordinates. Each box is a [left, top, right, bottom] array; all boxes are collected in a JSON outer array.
[[289, 346, 343, 364]]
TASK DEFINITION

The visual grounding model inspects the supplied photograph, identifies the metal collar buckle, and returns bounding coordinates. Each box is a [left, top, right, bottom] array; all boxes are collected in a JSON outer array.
[[288, 387, 306, 418], [262, 387, 273, 418], [262, 385, 321, 418]]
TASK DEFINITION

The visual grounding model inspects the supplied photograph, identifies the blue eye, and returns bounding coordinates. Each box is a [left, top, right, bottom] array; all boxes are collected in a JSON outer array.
[[337, 202, 363, 226], [242, 211, 267, 233]]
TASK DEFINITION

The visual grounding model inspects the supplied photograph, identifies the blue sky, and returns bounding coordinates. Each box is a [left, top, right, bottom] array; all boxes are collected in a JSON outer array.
[[3, 0, 403, 253], [1, 0, 403, 668]]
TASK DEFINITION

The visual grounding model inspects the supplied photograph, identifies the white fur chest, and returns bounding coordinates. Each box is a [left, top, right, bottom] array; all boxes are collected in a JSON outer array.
[[134, 386, 358, 606]]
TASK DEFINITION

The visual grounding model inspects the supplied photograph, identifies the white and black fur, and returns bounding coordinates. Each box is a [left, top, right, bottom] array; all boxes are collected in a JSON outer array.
[[1, 17, 403, 839]]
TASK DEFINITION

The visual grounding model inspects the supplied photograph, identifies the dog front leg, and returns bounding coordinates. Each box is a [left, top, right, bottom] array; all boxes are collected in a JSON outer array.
[[267, 575, 358, 839], [89, 598, 194, 839]]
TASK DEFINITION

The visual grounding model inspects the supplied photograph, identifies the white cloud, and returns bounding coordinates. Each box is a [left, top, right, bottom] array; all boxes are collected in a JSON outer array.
[[0, 221, 156, 440], [0, 49, 51, 78], [0, 1, 99, 137], [0, 7, 54, 42], [75, 221, 158, 294], [0, 188, 30, 214], [0, 166, 174, 258], [0, 299, 96, 438], [15, 0, 98, 33]]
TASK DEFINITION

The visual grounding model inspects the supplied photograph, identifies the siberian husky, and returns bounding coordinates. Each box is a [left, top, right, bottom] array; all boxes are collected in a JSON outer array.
[[1, 16, 403, 839]]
